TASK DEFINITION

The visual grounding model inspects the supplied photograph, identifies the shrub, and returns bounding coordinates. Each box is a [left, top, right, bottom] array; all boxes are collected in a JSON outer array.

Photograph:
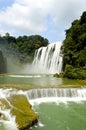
[[63, 64, 86, 79]]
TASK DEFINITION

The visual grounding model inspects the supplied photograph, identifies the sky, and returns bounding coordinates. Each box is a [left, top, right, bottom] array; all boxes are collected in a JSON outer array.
[[0, 0, 86, 43]]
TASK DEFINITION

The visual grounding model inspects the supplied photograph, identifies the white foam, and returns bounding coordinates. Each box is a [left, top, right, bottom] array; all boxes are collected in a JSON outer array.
[[30, 97, 86, 106], [0, 120, 18, 130], [8, 75, 41, 78], [0, 110, 18, 130], [38, 121, 44, 127], [0, 88, 12, 98]]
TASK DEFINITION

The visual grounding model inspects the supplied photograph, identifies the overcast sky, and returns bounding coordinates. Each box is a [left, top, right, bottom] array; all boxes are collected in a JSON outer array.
[[0, 0, 86, 43]]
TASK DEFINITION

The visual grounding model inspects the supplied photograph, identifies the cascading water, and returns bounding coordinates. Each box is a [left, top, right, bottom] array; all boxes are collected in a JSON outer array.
[[0, 89, 18, 130], [22, 87, 86, 106], [26, 88, 86, 99], [32, 41, 63, 74], [0, 87, 86, 130]]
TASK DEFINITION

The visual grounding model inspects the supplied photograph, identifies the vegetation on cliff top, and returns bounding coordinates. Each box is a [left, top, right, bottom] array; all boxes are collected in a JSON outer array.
[[0, 34, 49, 63], [61, 11, 86, 79]]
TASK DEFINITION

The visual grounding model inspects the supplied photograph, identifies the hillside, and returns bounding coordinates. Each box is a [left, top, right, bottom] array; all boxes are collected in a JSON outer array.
[[62, 11, 86, 79], [0, 34, 49, 63]]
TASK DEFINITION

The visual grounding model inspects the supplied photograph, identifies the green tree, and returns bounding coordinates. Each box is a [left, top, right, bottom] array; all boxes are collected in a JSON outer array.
[[0, 34, 49, 63], [62, 11, 86, 79]]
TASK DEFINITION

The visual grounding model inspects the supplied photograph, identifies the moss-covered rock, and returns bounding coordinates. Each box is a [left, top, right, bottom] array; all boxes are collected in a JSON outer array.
[[0, 93, 38, 130], [8, 94, 38, 130]]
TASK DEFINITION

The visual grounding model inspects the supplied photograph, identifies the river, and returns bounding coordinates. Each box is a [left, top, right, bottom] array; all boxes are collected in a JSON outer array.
[[0, 74, 86, 130]]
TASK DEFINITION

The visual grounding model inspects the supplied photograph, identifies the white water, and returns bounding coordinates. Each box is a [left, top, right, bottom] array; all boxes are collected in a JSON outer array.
[[8, 75, 41, 78], [0, 89, 18, 130], [26, 88, 86, 105], [32, 42, 63, 74], [0, 109, 18, 130], [26, 88, 86, 99]]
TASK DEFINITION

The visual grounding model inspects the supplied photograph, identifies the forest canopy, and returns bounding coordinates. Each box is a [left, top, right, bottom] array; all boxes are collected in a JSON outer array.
[[0, 34, 49, 63], [62, 11, 86, 79]]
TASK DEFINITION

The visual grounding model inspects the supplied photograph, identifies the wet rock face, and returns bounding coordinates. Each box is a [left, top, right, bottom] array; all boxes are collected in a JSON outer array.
[[0, 50, 7, 74]]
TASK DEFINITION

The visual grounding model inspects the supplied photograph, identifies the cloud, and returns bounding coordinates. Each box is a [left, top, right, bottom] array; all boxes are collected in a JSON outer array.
[[49, 0, 86, 27], [0, 0, 51, 35], [0, 0, 86, 38], [0, 1, 47, 34]]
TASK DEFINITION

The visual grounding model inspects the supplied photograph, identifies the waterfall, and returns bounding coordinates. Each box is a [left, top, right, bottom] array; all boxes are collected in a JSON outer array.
[[32, 41, 63, 74], [26, 88, 86, 99]]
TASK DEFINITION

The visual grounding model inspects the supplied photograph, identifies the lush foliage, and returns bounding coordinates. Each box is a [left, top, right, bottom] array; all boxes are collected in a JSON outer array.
[[0, 34, 49, 63], [62, 11, 86, 79], [63, 65, 86, 79]]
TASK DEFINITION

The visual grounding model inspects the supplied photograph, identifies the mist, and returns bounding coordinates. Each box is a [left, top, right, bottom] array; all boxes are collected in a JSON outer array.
[[0, 41, 63, 75], [0, 43, 32, 74]]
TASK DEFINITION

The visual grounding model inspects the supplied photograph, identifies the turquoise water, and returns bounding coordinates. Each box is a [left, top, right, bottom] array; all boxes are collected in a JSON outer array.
[[32, 102, 86, 130], [0, 74, 85, 88], [0, 75, 62, 86]]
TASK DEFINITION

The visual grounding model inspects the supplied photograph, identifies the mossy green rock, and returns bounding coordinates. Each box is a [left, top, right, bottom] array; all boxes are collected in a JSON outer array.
[[0, 94, 38, 130], [9, 94, 38, 129]]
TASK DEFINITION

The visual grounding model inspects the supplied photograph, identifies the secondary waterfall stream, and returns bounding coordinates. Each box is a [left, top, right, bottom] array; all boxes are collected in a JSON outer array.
[[0, 89, 18, 130], [26, 88, 86, 99]]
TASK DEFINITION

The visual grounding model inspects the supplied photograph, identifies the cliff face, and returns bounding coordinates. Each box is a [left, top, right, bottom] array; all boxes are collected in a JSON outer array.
[[0, 50, 7, 73]]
